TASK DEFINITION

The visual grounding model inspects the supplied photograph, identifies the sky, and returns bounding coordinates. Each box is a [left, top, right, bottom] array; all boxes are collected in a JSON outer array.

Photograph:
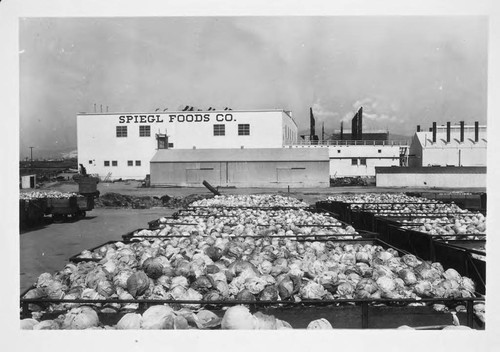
[[19, 16, 488, 159]]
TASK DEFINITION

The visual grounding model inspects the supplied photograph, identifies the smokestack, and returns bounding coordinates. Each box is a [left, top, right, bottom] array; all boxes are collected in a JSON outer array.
[[310, 107, 316, 138], [446, 122, 451, 143], [432, 122, 437, 143], [357, 107, 363, 140], [417, 125, 421, 132], [340, 121, 344, 140], [352, 114, 358, 140], [475, 121, 479, 142], [322, 122, 325, 141], [460, 121, 464, 142]]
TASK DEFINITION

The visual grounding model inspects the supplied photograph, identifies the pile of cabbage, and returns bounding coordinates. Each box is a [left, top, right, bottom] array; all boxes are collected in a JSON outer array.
[[400, 214, 486, 236], [325, 193, 433, 204], [191, 194, 309, 208], [24, 235, 479, 316], [129, 208, 358, 240], [20, 191, 79, 200]]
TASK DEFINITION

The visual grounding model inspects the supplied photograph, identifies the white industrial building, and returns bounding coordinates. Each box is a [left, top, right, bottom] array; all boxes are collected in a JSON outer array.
[[77, 110, 298, 180], [289, 141, 407, 178], [408, 122, 487, 167]]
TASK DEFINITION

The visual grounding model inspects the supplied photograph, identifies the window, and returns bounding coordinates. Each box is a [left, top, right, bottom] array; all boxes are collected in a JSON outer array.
[[127, 160, 133, 166], [104, 160, 110, 167], [116, 126, 127, 137], [135, 160, 141, 166], [89, 160, 92, 164], [351, 158, 358, 166], [214, 124, 225, 136], [112, 161, 118, 166], [139, 125, 151, 137], [238, 124, 250, 136], [337, 150, 341, 153], [360, 158, 367, 165], [168, 143, 174, 148], [378, 149, 382, 153]]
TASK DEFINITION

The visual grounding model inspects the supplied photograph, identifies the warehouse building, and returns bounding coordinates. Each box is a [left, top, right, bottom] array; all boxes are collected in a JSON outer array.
[[77, 110, 298, 180], [150, 148, 330, 188], [291, 107, 408, 177], [408, 121, 487, 167]]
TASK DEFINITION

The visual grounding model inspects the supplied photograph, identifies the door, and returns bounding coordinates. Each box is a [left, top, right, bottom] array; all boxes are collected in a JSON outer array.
[[30, 176, 35, 188]]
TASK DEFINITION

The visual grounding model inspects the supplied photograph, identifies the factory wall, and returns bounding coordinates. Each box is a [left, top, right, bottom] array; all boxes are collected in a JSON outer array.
[[421, 148, 487, 167], [288, 144, 403, 177], [77, 110, 297, 180], [375, 167, 486, 188], [150, 148, 329, 188]]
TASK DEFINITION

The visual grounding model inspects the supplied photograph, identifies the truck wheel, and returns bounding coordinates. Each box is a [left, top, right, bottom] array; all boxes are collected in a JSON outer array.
[[53, 214, 63, 222]]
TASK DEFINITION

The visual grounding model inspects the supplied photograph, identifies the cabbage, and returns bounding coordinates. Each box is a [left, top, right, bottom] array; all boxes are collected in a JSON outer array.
[[443, 268, 462, 281], [156, 275, 171, 289], [253, 312, 278, 329], [205, 246, 223, 262], [167, 286, 187, 300], [116, 313, 142, 329], [126, 271, 150, 297], [401, 254, 420, 268], [215, 281, 230, 298], [36, 273, 53, 287], [203, 290, 223, 301], [85, 268, 108, 290], [244, 277, 267, 295], [141, 305, 174, 329], [229, 261, 259, 277], [460, 277, 476, 293], [258, 260, 273, 275], [300, 281, 327, 299], [398, 269, 417, 285], [175, 260, 193, 278], [355, 251, 371, 264], [142, 257, 164, 280], [277, 276, 294, 299], [307, 318, 333, 329], [336, 281, 355, 298], [170, 276, 189, 289], [113, 270, 133, 289], [414, 280, 433, 297], [236, 289, 256, 302], [221, 305, 256, 329], [416, 267, 441, 281], [81, 288, 105, 300], [62, 306, 99, 329], [271, 258, 289, 277], [192, 276, 215, 293], [196, 309, 222, 329], [259, 285, 279, 301], [33, 320, 60, 330], [206, 264, 220, 274], [376, 276, 396, 294], [20, 318, 39, 330], [93, 280, 113, 298]]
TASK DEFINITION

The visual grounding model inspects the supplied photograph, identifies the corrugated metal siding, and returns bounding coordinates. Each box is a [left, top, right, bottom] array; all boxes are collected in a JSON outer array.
[[151, 148, 329, 163]]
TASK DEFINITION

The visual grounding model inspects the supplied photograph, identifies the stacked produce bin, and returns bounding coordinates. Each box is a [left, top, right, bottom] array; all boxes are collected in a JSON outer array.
[[21, 194, 485, 330], [316, 193, 486, 295]]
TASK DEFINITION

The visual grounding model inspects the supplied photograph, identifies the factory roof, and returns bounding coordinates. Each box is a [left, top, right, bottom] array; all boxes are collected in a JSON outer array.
[[415, 131, 487, 149], [151, 148, 329, 163]]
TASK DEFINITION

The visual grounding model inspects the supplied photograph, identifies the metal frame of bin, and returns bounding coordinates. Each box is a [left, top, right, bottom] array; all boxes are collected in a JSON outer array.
[[19, 295, 485, 329]]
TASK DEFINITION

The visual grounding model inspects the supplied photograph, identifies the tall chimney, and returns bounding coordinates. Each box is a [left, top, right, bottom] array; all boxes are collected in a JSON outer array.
[[417, 125, 421, 132], [432, 122, 437, 143], [340, 121, 344, 140], [352, 114, 358, 140], [460, 121, 464, 142], [357, 107, 363, 140], [475, 121, 479, 142], [446, 122, 451, 143], [309, 107, 316, 139]]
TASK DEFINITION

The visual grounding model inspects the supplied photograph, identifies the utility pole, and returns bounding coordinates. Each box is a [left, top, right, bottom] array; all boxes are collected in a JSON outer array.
[[29, 146, 34, 174]]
